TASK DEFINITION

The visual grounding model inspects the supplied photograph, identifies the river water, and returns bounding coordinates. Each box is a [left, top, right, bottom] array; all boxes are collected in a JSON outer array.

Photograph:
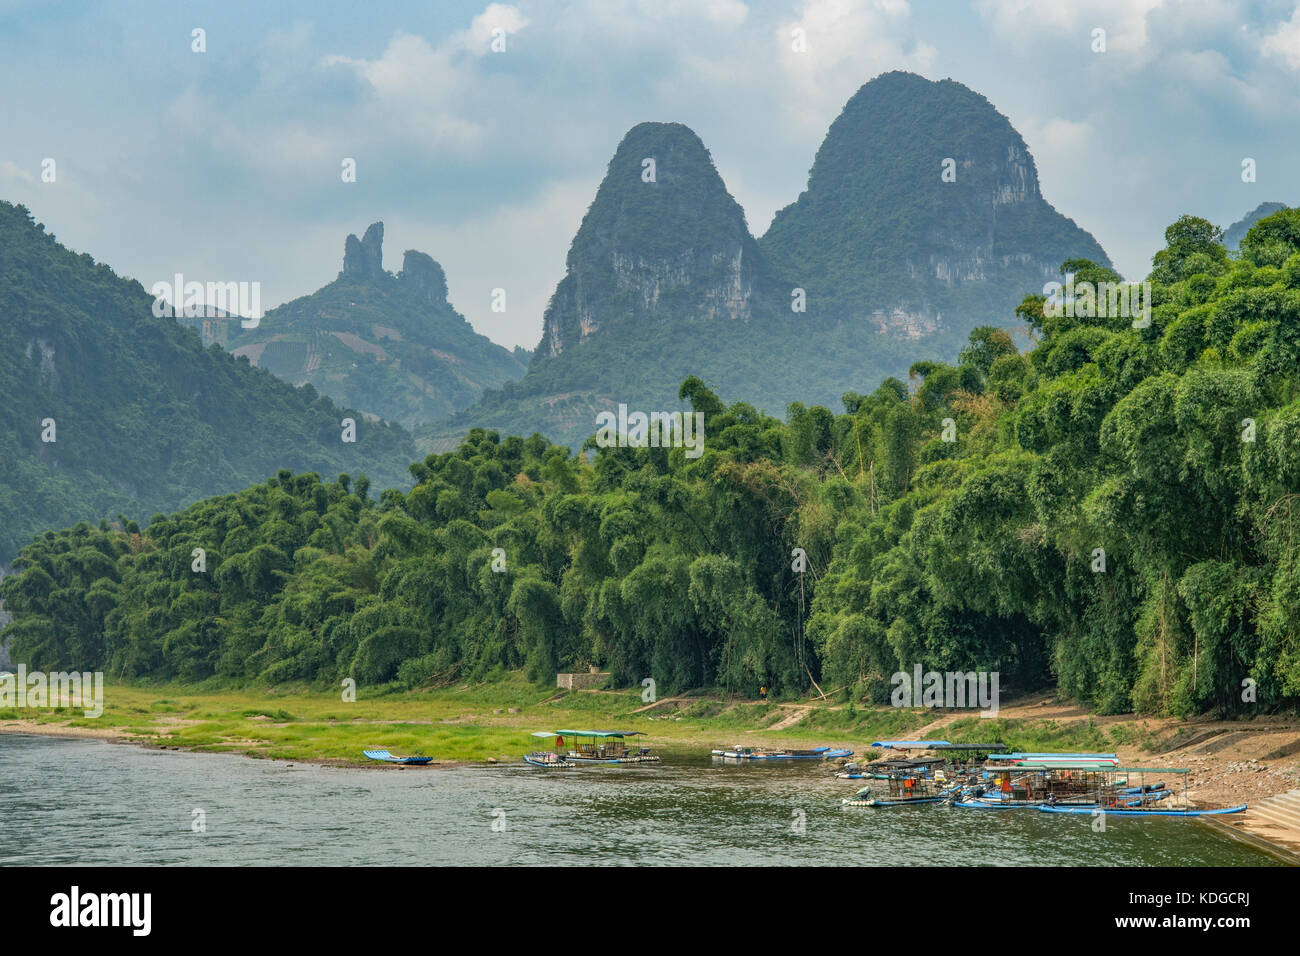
[[0, 734, 1279, 866]]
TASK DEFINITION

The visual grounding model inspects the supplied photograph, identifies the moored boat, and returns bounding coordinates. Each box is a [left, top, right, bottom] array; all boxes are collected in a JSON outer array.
[[1038, 804, 1246, 817], [842, 771, 960, 807], [526, 730, 661, 766], [712, 745, 854, 760], [363, 749, 435, 765]]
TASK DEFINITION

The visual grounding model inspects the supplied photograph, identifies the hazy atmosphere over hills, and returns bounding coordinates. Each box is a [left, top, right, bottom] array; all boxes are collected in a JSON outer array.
[[0, 201, 416, 564], [429, 73, 1111, 450], [9, 1, 1300, 880], [224, 222, 528, 430]]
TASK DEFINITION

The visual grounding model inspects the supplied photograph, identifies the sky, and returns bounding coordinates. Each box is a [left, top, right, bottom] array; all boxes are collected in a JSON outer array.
[[3, 0, 1300, 349]]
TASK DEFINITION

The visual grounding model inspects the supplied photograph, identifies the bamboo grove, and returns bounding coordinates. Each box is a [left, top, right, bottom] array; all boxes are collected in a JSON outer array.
[[6, 212, 1300, 716]]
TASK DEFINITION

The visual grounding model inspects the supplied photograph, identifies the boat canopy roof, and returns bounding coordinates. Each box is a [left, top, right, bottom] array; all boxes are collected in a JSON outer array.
[[992, 761, 1122, 771], [871, 740, 950, 748], [552, 729, 645, 738], [987, 752, 1116, 760], [1113, 767, 1189, 774], [872, 740, 1005, 751]]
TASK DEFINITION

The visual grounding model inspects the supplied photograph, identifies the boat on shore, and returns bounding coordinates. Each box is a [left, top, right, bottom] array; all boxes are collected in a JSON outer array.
[[363, 749, 435, 765], [526, 730, 661, 766], [713, 746, 853, 760]]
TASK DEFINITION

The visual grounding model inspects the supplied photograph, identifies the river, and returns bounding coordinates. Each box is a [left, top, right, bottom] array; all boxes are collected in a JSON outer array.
[[0, 734, 1279, 866]]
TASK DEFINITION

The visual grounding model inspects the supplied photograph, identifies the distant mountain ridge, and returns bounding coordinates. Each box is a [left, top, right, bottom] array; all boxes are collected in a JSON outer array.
[[536, 122, 785, 359], [0, 201, 416, 562], [1224, 202, 1289, 252], [759, 71, 1111, 335], [224, 222, 528, 431], [429, 72, 1110, 450]]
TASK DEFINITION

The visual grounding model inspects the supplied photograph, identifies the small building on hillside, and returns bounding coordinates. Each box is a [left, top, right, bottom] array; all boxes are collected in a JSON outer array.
[[556, 670, 610, 690]]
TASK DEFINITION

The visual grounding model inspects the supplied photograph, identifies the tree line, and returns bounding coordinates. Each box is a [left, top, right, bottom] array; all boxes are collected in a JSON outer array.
[[6, 212, 1300, 717]]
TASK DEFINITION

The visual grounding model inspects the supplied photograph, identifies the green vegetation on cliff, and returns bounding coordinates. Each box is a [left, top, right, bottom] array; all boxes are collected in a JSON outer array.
[[0, 202, 416, 563], [8, 211, 1300, 719]]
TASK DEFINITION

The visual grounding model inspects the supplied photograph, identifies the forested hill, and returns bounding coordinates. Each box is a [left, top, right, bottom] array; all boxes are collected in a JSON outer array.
[[224, 222, 528, 430], [1224, 202, 1289, 253], [760, 71, 1111, 335], [428, 74, 1108, 452], [0, 201, 416, 563], [7, 211, 1300, 718]]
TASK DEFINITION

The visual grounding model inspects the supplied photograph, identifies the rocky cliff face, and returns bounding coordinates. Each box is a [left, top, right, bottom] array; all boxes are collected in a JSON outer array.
[[400, 249, 449, 305], [342, 222, 386, 280], [760, 71, 1110, 338], [227, 223, 526, 430], [537, 122, 780, 361], [431, 75, 1111, 451]]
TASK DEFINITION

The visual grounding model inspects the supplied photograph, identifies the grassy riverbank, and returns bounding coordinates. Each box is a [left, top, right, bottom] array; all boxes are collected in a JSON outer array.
[[0, 675, 1215, 765], [0, 677, 926, 762]]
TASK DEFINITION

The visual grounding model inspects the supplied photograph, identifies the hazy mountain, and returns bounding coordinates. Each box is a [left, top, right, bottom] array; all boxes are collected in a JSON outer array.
[[223, 223, 528, 431], [0, 201, 415, 562], [430, 73, 1111, 451], [760, 71, 1110, 338], [1224, 201, 1289, 252]]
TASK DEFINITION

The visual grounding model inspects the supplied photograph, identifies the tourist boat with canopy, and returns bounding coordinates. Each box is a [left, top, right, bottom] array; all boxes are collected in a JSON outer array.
[[841, 771, 962, 807], [836, 740, 1008, 782], [955, 761, 1203, 811], [525, 730, 661, 766], [1033, 766, 1246, 817], [953, 758, 1128, 809]]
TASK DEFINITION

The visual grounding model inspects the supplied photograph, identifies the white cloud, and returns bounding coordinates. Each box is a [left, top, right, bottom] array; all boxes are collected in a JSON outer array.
[[973, 0, 1165, 56], [322, 32, 487, 152], [1262, 4, 1300, 70], [455, 3, 530, 55], [0, 160, 37, 185], [777, 0, 936, 132]]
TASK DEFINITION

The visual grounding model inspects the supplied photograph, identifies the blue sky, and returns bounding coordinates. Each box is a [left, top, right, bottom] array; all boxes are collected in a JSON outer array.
[[3, 0, 1300, 348]]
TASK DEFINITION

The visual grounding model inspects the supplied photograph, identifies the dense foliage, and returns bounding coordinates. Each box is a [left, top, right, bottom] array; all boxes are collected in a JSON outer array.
[[430, 73, 1109, 452], [759, 71, 1110, 339], [8, 211, 1300, 718], [0, 202, 416, 563]]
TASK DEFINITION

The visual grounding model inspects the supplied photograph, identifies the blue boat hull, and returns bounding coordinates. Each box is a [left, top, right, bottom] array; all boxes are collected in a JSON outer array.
[[715, 746, 853, 760], [523, 754, 574, 768], [363, 750, 434, 765], [844, 796, 946, 807], [1039, 804, 1247, 817]]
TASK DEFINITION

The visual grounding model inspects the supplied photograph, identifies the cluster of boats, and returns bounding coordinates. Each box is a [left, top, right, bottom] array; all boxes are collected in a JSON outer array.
[[367, 733, 1247, 818], [837, 742, 1247, 816], [518, 735, 1247, 817]]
